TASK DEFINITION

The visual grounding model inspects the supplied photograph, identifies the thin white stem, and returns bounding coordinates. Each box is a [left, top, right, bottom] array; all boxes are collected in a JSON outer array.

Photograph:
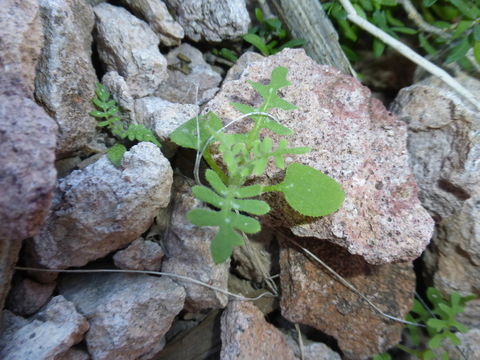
[[15, 266, 276, 302], [399, 0, 451, 38], [295, 323, 305, 360], [337, 0, 480, 111]]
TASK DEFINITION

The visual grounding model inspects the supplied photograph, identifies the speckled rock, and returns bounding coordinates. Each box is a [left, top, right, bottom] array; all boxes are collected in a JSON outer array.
[[162, 176, 229, 311], [56, 347, 90, 360], [59, 273, 185, 360], [0, 0, 43, 98], [35, 0, 97, 157], [135, 97, 199, 140], [25, 142, 173, 270], [113, 238, 164, 271], [391, 75, 480, 326], [204, 48, 434, 264], [220, 301, 296, 360], [6, 275, 56, 316], [440, 328, 480, 360], [94, 3, 167, 98], [101, 71, 135, 119], [279, 237, 415, 359], [118, 0, 184, 46], [284, 335, 341, 360], [155, 43, 222, 105], [0, 296, 89, 360], [165, 0, 249, 42], [0, 93, 57, 313]]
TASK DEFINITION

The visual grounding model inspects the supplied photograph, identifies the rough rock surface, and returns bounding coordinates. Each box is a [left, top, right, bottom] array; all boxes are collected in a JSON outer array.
[[279, 237, 416, 360], [155, 43, 222, 105], [94, 3, 167, 98], [441, 328, 480, 360], [284, 335, 341, 360], [165, 0, 249, 42], [204, 49, 434, 264], [113, 238, 164, 271], [220, 301, 296, 360], [59, 273, 185, 360], [0, 93, 57, 313], [56, 347, 90, 360], [0, 296, 89, 360], [162, 176, 230, 311], [101, 71, 135, 119], [391, 75, 480, 326], [6, 275, 56, 316], [25, 142, 173, 269], [118, 0, 184, 46], [35, 0, 97, 157], [0, 0, 43, 98], [135, 97, 199, 140]]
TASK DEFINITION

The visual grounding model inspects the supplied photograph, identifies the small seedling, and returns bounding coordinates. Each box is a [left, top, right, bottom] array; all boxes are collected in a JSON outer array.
[[170, 66, 344, 263], [90, 83, 161, 166]]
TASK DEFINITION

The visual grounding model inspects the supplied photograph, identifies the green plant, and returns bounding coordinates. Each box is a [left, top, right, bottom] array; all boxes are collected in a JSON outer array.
[[90, 83, 161, 166], [170, 66, 344, 263], [213, 8, 306, 63], [398, 287, 476, 359], [324, 0, 480, 69]]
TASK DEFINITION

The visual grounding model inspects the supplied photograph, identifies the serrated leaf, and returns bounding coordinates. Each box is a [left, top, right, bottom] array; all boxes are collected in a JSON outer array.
[[205, 169, 228, 195], [192, 185, 224, 209], [419, 34, 438, 56], [373, 38, 386, 57], [426, 318, 446, 330], [428, 333, 444, 349], [243, 33, 270, 56], [234, 184, 264, 198], [277, 163, 344, 217], [474, 24, 480, 42], [391, 26, 417, 35], [90, 110, 108, 118], [474, 41, 480, 65], [452, 20, 473, 39], [423, 0, 438, 6], [107, 143, 126, 167], [233, 199, 270, 215], [211, 226, 243, 263], [255, 7, 264, 23]]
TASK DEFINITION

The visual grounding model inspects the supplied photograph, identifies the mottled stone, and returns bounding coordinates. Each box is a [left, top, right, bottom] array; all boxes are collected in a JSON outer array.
[[101, 71, 135, 119], [118, 0, 184, 46], [56, 347, 90, 360], [204, 49, 434, 264], [135, 96, 199, 140], [6, 275, 56, 316], [279, 237, 415, 359], [0, 93, 57, 314], [59, 273, 185, 360], [162, 176, 229, 311], [391, 75, 480, 326], [35, 0, 97, 157], [94, 3, 167, 98], [220, 301, 296, 360], [224, 51, 264, 82], [0, 0, 43, 98], [165, 0, 249, 42], [0, 296, 89, 360], [113, 238, 164, 271], [440, 328, 480, 360], [284, 335, 341, 360], [25, 143, 173, 269], [155, 43, 222, 105]]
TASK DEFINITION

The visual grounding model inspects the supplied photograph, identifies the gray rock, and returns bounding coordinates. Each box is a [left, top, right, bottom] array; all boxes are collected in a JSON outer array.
[[0, 94, 57, 314], [0, 296, 89, 360], [220, 301, 296, 360], [224, 51, 264, 82], [204, 48, 434, 265], [101, 71, 135, 119], [59, 273, 185, 360], [118, 0, 184, 46], [440, 328, 480, 360], [0, 0, 43, 98], [6, 275, 56, 316], [35, 0, 97, 157], [284, 334, 341, 360], [162, 176, 229, 311], [134, 96, 199, 140], [391, 75, 480, 326], [25, 142, 173, 269], [155, 43, 222, 105], [113, 238, 165, 271], [94, 3, 168, 98], [165, 0, 250, 42]]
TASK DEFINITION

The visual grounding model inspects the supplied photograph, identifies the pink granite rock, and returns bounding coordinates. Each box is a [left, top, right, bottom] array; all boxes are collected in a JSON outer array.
[[204, 49, 434, 264]]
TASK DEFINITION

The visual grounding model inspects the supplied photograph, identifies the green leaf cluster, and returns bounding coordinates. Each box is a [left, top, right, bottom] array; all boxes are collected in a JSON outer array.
[[90, 83, 161, 166], [213, 8, 306, 63], [397, 287, 476, 360], [324, 0, 480, 69], [170, 66, 344, 263]]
